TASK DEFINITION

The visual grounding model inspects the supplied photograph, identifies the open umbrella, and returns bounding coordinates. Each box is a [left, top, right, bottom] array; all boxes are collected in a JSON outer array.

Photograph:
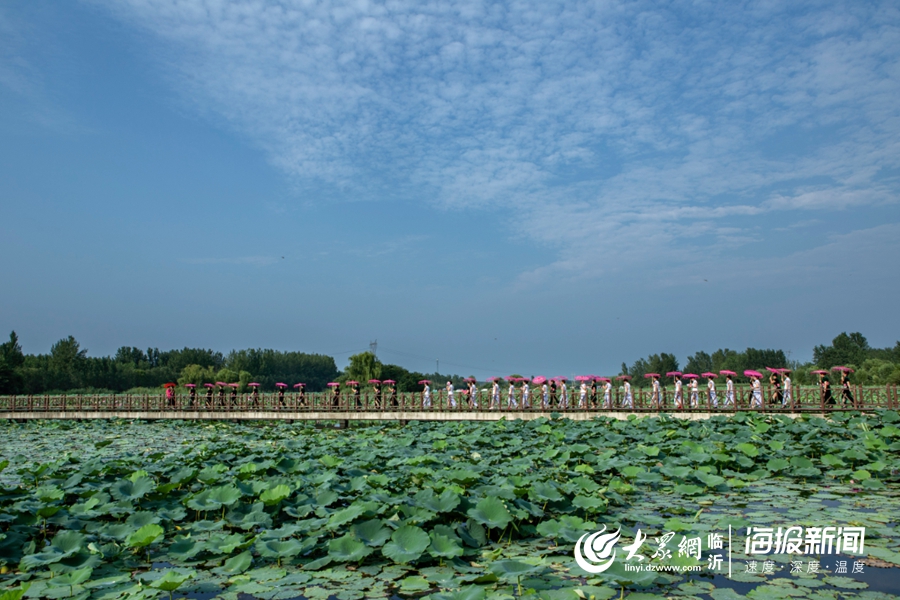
[[555, 376, 568, 382], [418, 380, 431, 385], [216, 381, 227, 386], [382, 379, 396, 384], [275, 382, 287, 388], [228, 383, 239, 388], [574, 375, 591, 381], [810, 370, 829, 375], [744, 370, 763, 378], [532, 376, 547, 385], [595, 377, 612, 383], [368, 379, 381, 384], [643, 373, 661, 379], [486, 377, 499, 382], [778, 368, 792, 374], [666, 371, 682, 377], [204, 383, 215, 388], [464, 377, 476, 383], [701, 372, 718, 378], [248, 382, 260, 387], [346, 380, 359, 386], [765, 367, 781, 374], [518, 377, 531, 383], [682, 373, 699, 379], [293, 383, 305, 388], [719, 370, 737, 376], [615, 375, 632, 380], [506, 376, 518, 381], [184, 383, 197, 388], [163, 382, 177, 388], [831, 366, 855, 373], [327, 382, 340, 387]]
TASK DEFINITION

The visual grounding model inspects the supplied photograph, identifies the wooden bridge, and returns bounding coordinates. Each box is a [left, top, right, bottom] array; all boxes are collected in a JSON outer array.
[[2, 384, 896, 420]]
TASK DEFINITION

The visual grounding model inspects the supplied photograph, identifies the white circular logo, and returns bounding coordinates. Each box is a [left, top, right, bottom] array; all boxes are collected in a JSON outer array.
[[574, 526, 621, 573]]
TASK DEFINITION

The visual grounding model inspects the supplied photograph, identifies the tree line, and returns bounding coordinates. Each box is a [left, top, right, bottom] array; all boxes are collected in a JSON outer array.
[[0, 330, 897, 395]]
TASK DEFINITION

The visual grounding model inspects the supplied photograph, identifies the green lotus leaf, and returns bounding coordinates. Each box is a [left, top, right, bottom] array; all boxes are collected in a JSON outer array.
[[125, 523, 164, 548], [529, 481, 564, 502], [218, 550, 253, 574], [259, 484, 291, 505], [414, 489, 461, 513], [126, 511, 161, 530], [467, 496, 512, 529], [430, 586, 486, 600], [147, 569, 195, 592], [255, 538, 308, 560], [789, 456, 814, 469], [428, 533, 464, 559], [488, 559, 543, 580], [735, 443, 759, 458], [0, 583, 30, 600], [398, 575, 431, 592], [328, 534, 373, 562], [766, 458, 790, 472], [444, 469, 480, 485], [167, 536, 202, 561], [110, 476, 155, 502], [351, 519, 391, 547], [35, 485, 65, 502], [572, 495, 607, 512], [382, 525, 430, 564], [674, 483, 704, 495], [327, 503, 368, 529]]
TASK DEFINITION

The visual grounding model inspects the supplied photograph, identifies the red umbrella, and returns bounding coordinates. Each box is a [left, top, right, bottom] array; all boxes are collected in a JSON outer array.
[[382, 379, 396, 384], [643, 373, 660, 379], [418, 380, 431, 385], [184, 383, 197, 388], [275, 382, 287, 387], [163, 382, 177, 388], [248, 382, 260, 387], [682, 373, 699, 379], [744, 370, 763, 378], [293, 383, 305, 388], [204, 383, 215, 388], [327, 382, 340, 387], [615, 375, 632, 381], [368, 379, 381, 384], [719, 370, 737, 376], [666, 371, 682, 377], [701, 372, 718, 378], [532, 376, 547, 385], [831, 366, 854, 373]]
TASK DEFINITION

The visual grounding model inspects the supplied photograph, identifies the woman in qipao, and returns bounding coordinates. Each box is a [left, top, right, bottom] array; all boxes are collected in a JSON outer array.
[[579, 380, 588, 408], [507, 380, 517, 409], [750, 376, 763, 408], [468, 380, 479, 408], [446, 381, 456, 408], [651, 375, 662, 408], [622, 378, 633, 409], [782, 371, 792, 407], [422, 382, 431, 408], [724, 374, 735, 407], [521, 379, 531, 408], [559, 379, 568, 409], [491, 379, 500, 409], [673, 376, 683, 409], [689, 378, 699, 408], [707, 374, 718, 408]]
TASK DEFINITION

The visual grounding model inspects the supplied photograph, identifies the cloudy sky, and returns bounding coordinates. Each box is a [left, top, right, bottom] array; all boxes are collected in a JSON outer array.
[[1, 0, 898, 376]]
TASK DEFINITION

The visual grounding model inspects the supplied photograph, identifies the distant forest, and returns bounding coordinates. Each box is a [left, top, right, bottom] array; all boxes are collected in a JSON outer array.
[[0, 331, 897, 395]]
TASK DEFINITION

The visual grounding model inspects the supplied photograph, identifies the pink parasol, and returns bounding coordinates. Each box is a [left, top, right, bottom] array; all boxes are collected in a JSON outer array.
[[615, 375, 632, 380], [486, 377, 499, 382], [831, 366, 854, 373], [327, 382, 340, 387], [275, 382, 287, 387], [464, 377, 477, 382], [228, 383, 239, 387], [518, 377, 531, 383], [719, 370, 737, 376], [555, 376, 568, 382], [346, 380, 359, 385], [204, 383, 215, 388], [596, 377, 612, 383], [666, 371, 682, 377], [643, 373, 661, 379], [765, 367, 781, 374], [184, 383, 197, 388], [532, 376, 547, 385], [778, 368, 792, 374], [216, 381, 227, 386], [418, 380, 431, 385], [248, 382, 260, 387], [701, 372, 718, 378], [506, 376, 518, 381], [382, 379, 396, 384], [811, 370, 829, 375], [574, 375, 591, 381], [682, 373, 699, 379], [744, 370, 763, 378], [293, 383, 305, 388], [368, 379, 381, 384]]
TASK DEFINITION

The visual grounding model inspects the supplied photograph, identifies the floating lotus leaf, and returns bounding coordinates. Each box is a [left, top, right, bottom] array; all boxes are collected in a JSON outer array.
[[125, 523, 163, 548], [428, 533, 464, 559], [259, 484, 291, 505], [467, 496, 512, 529], [382, 525, 430, 564], [147, 569, 195, 592], [328, 534, 373, 562], [110, 476, 155, 502], [351, 519, 391, 547]]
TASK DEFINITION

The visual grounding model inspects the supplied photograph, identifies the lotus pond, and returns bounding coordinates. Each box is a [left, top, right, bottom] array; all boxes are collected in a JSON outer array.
[[1, 413, 899, 600]]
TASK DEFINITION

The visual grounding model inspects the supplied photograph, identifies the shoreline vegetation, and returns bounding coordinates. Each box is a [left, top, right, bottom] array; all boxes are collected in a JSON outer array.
[[1, 331, 898, 396]]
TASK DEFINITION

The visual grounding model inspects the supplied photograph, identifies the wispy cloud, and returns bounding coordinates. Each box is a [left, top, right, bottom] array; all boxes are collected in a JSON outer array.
[[87, 0, 900, 282]]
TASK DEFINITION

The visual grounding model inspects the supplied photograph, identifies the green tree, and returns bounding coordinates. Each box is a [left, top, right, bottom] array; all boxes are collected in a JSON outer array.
[[684, 351, 713, 375], [0, 331, 25, 394], [813, 332, 870, 369], [345, 352, 383, 383], [178, 364, 217, 386]]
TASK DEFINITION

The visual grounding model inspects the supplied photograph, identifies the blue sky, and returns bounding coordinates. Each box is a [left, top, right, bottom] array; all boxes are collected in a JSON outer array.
[[1, 0, 898, 376]]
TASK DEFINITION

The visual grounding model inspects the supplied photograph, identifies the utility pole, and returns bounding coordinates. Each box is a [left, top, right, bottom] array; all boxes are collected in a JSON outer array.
[[369, 340, 377, 358], [436, 359, 439, 374]]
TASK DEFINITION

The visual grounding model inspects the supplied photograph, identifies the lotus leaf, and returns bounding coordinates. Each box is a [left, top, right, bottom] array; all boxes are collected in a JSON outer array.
[[382, 525, 430, 563]]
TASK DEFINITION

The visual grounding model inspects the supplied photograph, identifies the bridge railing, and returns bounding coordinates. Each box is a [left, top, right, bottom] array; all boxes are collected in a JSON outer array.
[[0, 384, 896, 415]]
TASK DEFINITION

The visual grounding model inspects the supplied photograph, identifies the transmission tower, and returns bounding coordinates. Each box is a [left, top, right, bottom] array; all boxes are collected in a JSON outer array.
[[369, 340, 377, 358]]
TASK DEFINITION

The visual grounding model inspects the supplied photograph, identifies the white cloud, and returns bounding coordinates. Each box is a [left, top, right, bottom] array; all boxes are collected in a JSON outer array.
[[86, 0, 900, 282]]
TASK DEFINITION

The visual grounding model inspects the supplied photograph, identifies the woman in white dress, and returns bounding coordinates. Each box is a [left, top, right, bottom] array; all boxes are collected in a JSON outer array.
[[446, 381, 456, 408], [751, 376, 763, 408], [579, 381, 588, 408], [423, 382, 431, 408], [491, 379, 500, 409], [507, 380, 517, 409], [673, 376, 684, 409], [782, 372, 792, 407], [559, 379, 568, 409], [468, 380, 479, 408], [651, 375, 661, 408], [689, 378, 699, 408], [622, 378, 633, 408], [724, 374, 735, 407], [603, 379, 612, 408], [521, 379, 531, 408], [542, 381, 549, 408], [707, 375, 718, 408]]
